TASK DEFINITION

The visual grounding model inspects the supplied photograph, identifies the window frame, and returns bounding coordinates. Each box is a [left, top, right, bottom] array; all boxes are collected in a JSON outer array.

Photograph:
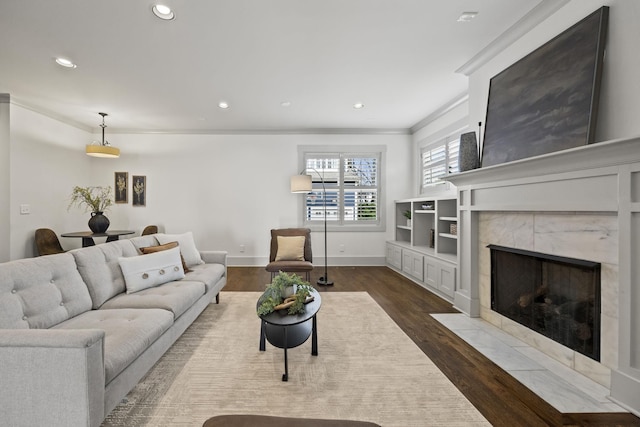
[[298, 145, 386, 232], [419, 130, 466, 193]]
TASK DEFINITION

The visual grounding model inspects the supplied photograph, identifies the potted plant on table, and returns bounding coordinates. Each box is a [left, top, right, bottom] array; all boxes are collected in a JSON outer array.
[[68, 186, 114, 233], [257, 271, 315, 316]]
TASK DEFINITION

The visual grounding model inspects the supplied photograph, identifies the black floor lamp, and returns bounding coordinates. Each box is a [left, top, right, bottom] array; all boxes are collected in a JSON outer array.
[[291, 170, 334, 286]]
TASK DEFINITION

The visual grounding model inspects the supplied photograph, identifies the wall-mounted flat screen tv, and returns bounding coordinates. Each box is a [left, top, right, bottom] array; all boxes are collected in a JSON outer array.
[[481, 7, 609, 168]]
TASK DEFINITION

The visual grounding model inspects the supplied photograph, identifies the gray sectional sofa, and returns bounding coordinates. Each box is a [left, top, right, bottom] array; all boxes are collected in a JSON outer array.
[[0, 234, 227, 427]]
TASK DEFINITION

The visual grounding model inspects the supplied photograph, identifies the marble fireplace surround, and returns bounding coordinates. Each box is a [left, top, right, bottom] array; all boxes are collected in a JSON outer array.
[[478, 211, 615, 385], [446, 136, 640, 415]]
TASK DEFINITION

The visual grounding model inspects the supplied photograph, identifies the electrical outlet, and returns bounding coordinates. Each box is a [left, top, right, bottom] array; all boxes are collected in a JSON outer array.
[[239, 244, 245, 253], [339, 244, 345, 252], [20, 204, 30, 215]]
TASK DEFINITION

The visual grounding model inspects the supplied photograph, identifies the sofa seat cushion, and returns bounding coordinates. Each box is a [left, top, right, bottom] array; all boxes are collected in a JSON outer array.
[[0, 253, 92, 329], [185, 263, 225, 293], [54, 308, 173, 384], [100, 281, 205, 319], [101, 280, 205, 319]]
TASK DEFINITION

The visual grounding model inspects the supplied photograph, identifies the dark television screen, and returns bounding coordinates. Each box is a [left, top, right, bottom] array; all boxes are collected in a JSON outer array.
[[481, 7, 609, 167]]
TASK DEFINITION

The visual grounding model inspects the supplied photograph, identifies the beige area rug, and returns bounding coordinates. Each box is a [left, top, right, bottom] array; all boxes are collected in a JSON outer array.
[[102, 292, 489, 427]]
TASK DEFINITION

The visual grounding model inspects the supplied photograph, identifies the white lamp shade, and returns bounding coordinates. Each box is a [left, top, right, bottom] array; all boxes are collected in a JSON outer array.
[[290, 174, 312, 193]]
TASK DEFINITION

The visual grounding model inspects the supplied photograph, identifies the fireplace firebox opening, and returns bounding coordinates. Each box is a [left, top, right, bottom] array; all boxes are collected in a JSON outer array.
[[489, 244, 601, 361]]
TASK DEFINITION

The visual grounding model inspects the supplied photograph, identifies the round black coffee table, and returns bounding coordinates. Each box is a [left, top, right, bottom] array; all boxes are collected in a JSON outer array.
[[258, 289, 321, 381]]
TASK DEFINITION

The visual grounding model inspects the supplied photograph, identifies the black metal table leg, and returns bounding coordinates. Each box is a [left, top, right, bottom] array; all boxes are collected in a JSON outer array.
[[258, 289, 321, 381], [259, 320, 266, 351], [81, 237, 96, 247], [311, 314, 318, 356]]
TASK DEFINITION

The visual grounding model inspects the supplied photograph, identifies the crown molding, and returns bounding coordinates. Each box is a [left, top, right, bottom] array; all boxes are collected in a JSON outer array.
[[107, 127, 411, 136], [455, 0, 570, 76], [7, 97, 410, 135], [410, 92, 468, 134], [10, 97, 93, 132]]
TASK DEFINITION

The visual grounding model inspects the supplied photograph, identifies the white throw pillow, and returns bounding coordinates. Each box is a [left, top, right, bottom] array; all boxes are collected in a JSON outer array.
[[156, 231, 204, 267], [275, 235, 306, 261], [119, 247, 185, 294]]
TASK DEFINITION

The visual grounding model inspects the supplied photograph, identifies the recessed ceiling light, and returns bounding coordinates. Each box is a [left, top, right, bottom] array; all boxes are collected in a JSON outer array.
[[457, 11, 478, 22], [55, 57, 77, 68], [353, 103, 365, 109], [218, 101, 229, 109], [152, 4, 175, 20], [280, 101, 292, 107]]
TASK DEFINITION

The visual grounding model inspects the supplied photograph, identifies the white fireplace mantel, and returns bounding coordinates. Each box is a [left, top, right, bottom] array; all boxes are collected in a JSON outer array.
[[447, 136, 640, 189], [446, 135, 640, 415]]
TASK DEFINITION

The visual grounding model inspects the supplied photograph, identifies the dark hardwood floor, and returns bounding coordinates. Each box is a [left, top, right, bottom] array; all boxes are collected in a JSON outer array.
[[225, 266, 640, 427]]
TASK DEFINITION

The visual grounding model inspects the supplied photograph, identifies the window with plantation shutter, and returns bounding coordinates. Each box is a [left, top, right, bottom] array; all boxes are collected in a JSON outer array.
[[300, 148, 384, 231], [421, 134, 461, 191]]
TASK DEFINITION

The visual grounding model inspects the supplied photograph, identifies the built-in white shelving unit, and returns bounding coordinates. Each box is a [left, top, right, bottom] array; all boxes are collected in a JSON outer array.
[[386, 196, 458, 301]]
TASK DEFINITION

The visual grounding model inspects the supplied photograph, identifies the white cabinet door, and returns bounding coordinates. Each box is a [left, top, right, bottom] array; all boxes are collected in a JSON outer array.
[[423, 255, 457, 298], [424, 257, 438, 288], [402, 249, 424, 281], [437, 262, 456, 298], [386, 243, 402, 270]]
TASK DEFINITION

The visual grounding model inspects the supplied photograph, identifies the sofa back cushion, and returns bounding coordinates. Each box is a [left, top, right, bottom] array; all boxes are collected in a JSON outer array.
[[128, 235, 160, 253], [0, 253, 92, 329], [71, 240, 139, 308]]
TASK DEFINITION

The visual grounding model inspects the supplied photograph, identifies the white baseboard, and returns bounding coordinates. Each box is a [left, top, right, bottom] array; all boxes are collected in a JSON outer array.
[[227, 256, 386, 267]]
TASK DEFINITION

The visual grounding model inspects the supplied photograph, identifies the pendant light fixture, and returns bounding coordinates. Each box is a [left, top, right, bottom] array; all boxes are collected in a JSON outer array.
[[86, 112, 120, 158]]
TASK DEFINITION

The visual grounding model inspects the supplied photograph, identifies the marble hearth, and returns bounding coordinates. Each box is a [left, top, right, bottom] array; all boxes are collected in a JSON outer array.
[[446, 136, 640, 416]]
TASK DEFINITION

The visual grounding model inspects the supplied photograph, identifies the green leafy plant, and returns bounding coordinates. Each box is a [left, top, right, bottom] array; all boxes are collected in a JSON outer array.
[[68, 186, 113, 213], [357, 202, 376, 220], [257, 271, 315, 316], [403, 210, 412, 219]]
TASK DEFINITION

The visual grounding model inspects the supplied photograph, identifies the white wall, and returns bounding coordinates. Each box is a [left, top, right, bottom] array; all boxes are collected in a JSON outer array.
[[9, 105, 92, 259], [412, 100, 469, 145], [411, 100, 469, 197], [458, 0, 640, 414], [7, 103, 412, 263], [412, 0, 640, 180], [0, 95, 10, 262], [469, 0, 640, 142], [411, 0, 640, 202]]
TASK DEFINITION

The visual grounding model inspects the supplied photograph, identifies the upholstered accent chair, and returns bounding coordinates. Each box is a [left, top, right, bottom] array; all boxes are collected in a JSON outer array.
[[35, 228, 66, 256], [265, 228, 313, 281]]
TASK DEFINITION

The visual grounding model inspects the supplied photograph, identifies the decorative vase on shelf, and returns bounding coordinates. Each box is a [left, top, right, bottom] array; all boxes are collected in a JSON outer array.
[[407, 219, 412, 227], [458, 131, 480, 172], [88, 211, 110, 233]]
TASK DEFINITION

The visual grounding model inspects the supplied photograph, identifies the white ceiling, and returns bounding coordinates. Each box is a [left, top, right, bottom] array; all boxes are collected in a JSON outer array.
[[0, 0, 549, 133]]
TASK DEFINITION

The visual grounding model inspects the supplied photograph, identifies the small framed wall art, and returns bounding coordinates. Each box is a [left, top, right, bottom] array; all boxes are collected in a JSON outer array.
[[132, 175, 146, 207], [114, 172, 128, 203]]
